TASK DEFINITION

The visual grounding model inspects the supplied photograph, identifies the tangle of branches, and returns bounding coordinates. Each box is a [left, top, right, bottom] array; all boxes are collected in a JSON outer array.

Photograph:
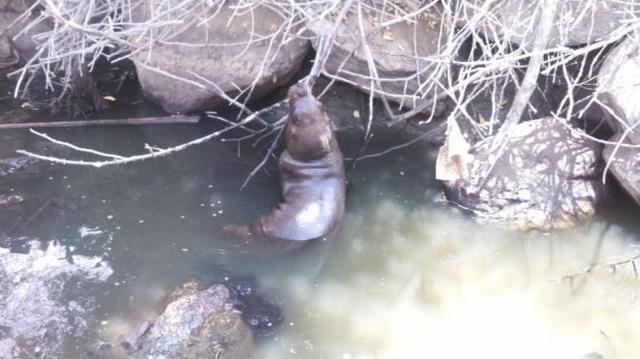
[[3, 0, 640, 182]]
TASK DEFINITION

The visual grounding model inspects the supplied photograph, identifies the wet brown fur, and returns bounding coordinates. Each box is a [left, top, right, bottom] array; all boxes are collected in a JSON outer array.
[[224, 83, 346, 254]]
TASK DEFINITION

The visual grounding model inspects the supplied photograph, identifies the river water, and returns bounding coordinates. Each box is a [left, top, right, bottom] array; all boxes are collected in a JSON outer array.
[[1, 95, 640, 358]]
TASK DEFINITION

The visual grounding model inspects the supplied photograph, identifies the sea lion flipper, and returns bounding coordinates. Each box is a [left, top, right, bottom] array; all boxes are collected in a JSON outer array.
[[223, 224, 254, 239]]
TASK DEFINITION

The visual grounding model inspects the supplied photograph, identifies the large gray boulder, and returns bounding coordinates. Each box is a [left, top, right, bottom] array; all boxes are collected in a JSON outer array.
[[452, 0, 632, 48], [598, 35, 640, 206], [132, 1, 310, 113], [602, 134, 640, 205], [436, 117, 603, 230], [307, 0, 447, 112], [0, 36, 18, 69], [598, 36, 640, 142], [122, 281, 253, 359], [0, 0, 50, 66]]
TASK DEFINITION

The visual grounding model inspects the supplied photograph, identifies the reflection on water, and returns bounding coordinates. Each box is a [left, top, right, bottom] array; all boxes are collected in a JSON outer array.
[[257, 200, 640, 359], [1, 121, 640, 358]]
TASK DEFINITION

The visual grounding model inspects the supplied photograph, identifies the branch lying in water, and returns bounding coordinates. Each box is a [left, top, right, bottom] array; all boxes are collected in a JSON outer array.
[[554, 253, 640, 294], [0, 115, 200, 130], [15, 105, 279, 168]]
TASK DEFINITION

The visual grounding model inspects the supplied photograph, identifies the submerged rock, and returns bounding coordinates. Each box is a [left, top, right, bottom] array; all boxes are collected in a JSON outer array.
[[0, 155, 52, 234], [226, 276, 283, 339], [0, 193, 23, 206], [0, 241, 113, 357], [122, 281, 253, 358], [0, 155, 41, 177], [436, 117, 603, 230], [132, 1, 310, 113], [598, 35, 640, 207]]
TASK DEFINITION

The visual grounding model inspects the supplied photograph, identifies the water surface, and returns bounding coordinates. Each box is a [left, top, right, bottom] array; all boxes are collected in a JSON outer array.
[[1, 118, 640, 358]]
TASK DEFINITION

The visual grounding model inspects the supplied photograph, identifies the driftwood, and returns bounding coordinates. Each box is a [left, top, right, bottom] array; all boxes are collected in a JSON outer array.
[[0, 115, 200, 130]]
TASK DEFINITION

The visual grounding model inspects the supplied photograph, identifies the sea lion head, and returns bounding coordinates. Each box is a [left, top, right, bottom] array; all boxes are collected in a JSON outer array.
[[287, 83, 325, 126], [286, 84, 337, 161]]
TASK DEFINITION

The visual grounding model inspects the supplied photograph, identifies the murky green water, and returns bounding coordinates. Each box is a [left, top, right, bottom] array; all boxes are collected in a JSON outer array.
[[2, 115, 640, 358]]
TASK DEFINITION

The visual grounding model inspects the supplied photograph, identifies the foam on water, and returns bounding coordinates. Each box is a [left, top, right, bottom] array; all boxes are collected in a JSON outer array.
[[0, 241, 113, 354]]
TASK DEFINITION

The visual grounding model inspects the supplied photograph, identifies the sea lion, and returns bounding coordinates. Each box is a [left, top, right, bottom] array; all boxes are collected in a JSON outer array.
[[225, 83, 346, 248]]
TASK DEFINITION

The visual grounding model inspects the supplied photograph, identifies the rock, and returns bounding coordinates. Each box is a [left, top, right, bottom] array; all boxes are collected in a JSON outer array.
[[123, 281, 253, 359], [436, 117, 603, 230], [0, 155, 44, 213], [598, 35, 640, 206], [0, 1, 51, 64], [132, 1, 310, 113], [0, 241, 113, 355], [307, 0, 447, 112], [0, 0, 32, 14], [0, 194, 23, 206], [0, 155, 40, 177], [0, 36, 18, 69], [453, 0, 632, 48], [225, 276, 283, 339], [602, 135, 640, 206], [598, 36, 640, 142]]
